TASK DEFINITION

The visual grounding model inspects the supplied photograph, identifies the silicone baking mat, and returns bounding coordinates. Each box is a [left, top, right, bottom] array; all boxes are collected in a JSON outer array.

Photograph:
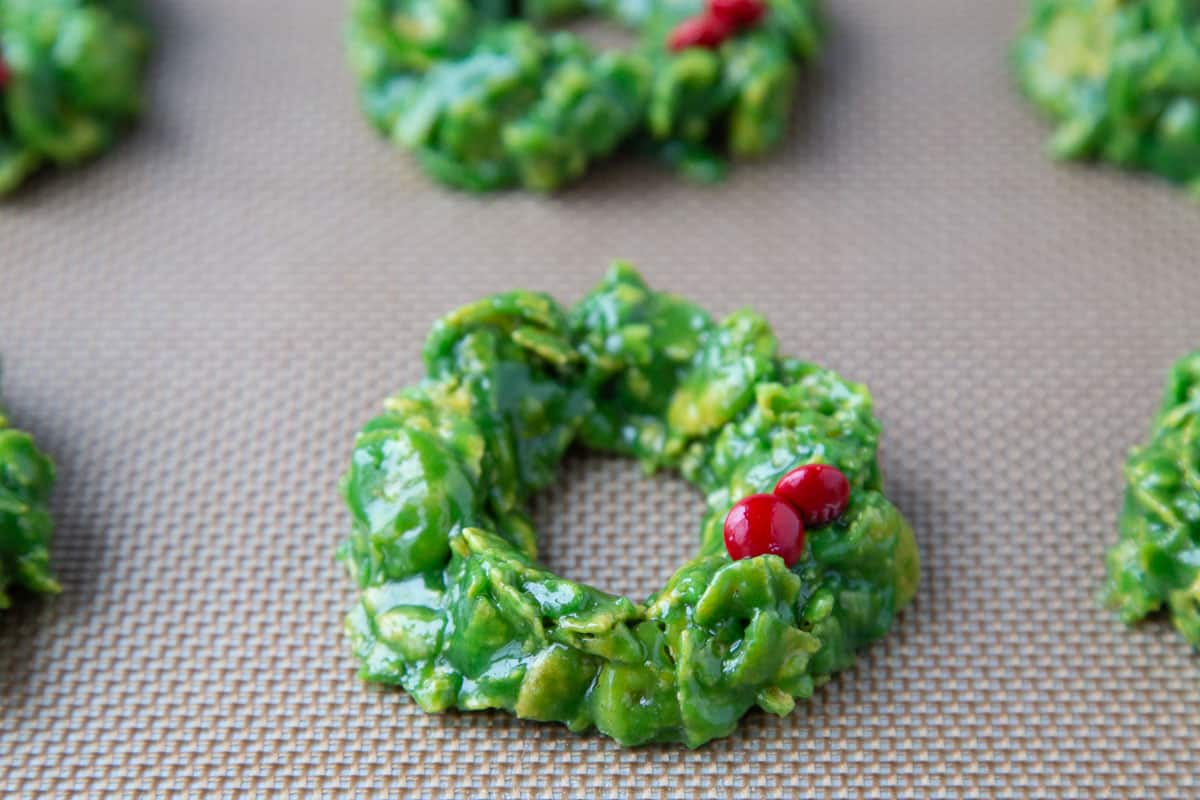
[[2, 0, 1199, 796]]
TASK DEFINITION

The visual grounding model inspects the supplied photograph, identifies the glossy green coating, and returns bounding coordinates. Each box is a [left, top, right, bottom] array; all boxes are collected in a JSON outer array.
[[339, 264, 918, 747], [346, 0, 821, 191], [1106, 351, 1200, 647], [0, 0, 149, 194], [1013, 0, 1200, 196], [0, 396, 57, 609]]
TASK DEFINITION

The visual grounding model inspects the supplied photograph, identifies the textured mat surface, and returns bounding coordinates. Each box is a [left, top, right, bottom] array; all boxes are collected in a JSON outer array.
[[2, 0, 1200, 797]]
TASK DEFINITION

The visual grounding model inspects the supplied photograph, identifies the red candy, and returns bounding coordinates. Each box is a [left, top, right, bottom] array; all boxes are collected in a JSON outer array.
[[723, 493, 805, 567], [773, 464, 850, 528], [667, 14, 735, 51], [0, 53, 9, 89], [668, 0, 768, 51], [708, 0, 767, 27], [723, 465, 850, 567]]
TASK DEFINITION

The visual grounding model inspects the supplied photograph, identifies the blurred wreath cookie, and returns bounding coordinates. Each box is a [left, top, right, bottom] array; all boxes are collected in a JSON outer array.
[[0, 386, 57, 609], [1013, 0, 1200, 195], [346, 0, 822, 191], [0, 0, 149, 193]]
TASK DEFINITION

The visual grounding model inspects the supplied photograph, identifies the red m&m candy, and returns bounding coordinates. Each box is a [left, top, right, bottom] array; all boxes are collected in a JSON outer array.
[[708, 0, 767, 27], [773, 464, 850, 528], [722, 465, 850, 567], [723, 493, 805, 567], [668, 14, 735, 51]]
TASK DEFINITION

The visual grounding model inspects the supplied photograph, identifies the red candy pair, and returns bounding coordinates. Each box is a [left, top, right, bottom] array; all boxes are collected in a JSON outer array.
[[668, 0, 768, 52], [723, 464, 850, 567]]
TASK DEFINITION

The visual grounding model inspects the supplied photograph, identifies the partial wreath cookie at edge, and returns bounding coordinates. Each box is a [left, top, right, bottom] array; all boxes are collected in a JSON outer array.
[[0, 0, 149, 193], [0, 391, 57, 609], [346, 0, 822, 191], [1106, 351, 1200, 647], [338, 263, 918, 747], [1013, 0, 1200, 195]]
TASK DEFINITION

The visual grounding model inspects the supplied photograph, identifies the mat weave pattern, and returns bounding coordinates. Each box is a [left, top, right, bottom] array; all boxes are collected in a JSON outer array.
[[2, 0, 1199, 796]]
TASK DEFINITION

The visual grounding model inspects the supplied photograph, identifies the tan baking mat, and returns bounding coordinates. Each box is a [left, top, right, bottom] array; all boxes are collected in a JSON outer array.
[[2, 0, 1199, 796]]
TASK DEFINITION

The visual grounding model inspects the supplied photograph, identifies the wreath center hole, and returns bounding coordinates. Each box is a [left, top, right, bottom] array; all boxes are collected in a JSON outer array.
[[549, 16, 638, 52], [530, 451, 702, 601]]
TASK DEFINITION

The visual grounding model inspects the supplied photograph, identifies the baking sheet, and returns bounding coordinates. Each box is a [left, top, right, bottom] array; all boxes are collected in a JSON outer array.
[[2, 0, 1199, 796]]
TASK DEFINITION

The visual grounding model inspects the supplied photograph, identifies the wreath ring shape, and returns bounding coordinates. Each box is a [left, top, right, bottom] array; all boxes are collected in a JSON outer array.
[[346, 0, 822, 191], [339, 264, 919, 747]]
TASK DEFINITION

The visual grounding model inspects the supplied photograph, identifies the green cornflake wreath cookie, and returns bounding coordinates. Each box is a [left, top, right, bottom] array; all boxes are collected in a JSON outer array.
[[1105, 351, 1200, 647], [345, 0, 821, 191], [1013, 0, 1200, 196], [0, 0, 150, 194], [338, 264, 918, 747], [0, 390, 57, 609]]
